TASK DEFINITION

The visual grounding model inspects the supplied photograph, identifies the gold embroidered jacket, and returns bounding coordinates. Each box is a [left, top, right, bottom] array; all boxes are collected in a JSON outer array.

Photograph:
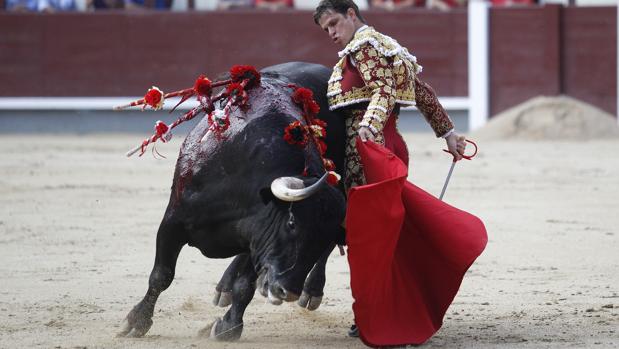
[[326, 26, 454, 138]]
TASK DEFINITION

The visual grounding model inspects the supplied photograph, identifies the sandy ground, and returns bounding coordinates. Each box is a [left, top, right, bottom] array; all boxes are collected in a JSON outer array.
[[0, 133, 617, 349]]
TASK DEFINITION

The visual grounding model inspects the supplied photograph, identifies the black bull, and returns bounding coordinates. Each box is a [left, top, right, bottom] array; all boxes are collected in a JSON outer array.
[[119, 62, 348, 341]]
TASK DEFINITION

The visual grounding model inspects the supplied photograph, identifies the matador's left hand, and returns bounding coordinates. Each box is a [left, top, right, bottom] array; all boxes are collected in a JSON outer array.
[[445, 133, 466, 161], [358, 126, 375, 143]]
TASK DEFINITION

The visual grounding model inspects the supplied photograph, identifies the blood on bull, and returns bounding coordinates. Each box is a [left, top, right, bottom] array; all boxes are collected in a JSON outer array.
[[116, 62, 347, 341]]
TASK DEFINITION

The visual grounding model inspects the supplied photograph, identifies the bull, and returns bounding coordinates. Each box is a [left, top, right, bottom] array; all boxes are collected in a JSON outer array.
[[118, 62, 347, 341]]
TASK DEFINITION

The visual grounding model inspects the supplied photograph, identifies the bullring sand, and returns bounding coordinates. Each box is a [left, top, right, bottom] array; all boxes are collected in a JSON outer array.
[[1, 97, 618, 348]]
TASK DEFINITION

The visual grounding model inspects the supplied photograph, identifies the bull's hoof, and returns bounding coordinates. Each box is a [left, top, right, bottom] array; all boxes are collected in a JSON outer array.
[[198, 317, 243, 342], [116, 305, 153, 338], [297, 291, 323, 311], [197, 317, 218, 338], [212, 290, 232, 308]]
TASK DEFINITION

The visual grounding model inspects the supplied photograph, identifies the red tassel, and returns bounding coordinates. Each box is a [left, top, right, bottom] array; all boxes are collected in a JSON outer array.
[[230, 65, 261, 88], [144, 87, 164, 110], [326, 171, 340, 186], [154, 120, 172, 143], [194, 75, 212, 96]]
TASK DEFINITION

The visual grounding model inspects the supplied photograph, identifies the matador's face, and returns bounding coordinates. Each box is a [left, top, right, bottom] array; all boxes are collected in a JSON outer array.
[[318, 9, 358, 48]]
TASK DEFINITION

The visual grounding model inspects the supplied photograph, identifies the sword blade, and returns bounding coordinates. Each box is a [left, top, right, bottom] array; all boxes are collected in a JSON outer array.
[[439, 161, 456, 201]]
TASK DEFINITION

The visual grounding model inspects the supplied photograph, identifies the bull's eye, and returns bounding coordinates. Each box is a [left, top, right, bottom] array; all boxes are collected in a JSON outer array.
[[287, 204, 296, 231], [287, 210, 296, 230], [287, 219, 295, 230]]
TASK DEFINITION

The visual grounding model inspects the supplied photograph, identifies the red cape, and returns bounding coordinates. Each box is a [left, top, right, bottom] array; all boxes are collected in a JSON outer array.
[[346, 140, 487, 347]]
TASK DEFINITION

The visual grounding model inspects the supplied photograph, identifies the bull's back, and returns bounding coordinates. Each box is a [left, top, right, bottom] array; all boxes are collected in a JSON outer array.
[[173, 62, 346, 205], [261, 62, 331, 92], [262, 62, 346, 182]]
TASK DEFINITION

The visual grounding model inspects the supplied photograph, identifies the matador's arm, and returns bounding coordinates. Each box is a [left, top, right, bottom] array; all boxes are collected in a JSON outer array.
[[352, 43, 455, 138], [414, 76, 455, 138], [351, 44, 397, 136]]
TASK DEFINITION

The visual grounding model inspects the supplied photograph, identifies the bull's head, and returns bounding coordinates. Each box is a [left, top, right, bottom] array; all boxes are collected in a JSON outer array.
[[250, 173, 345, 304]]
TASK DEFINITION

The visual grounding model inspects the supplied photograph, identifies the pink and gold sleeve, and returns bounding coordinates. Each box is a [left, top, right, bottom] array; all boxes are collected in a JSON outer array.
[[352, 44, 397, 136], [414, 76, 454, 138]]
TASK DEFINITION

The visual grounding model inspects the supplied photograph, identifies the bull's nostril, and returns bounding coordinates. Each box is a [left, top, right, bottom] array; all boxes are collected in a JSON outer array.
[[270, 283, 287, 300]]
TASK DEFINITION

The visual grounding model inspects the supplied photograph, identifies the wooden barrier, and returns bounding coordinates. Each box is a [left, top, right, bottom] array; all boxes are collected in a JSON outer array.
[[490, 5, 616, 115], [0, 7, 616, 116], [562, 6, 616, 116], [0, 10, 467, 97]]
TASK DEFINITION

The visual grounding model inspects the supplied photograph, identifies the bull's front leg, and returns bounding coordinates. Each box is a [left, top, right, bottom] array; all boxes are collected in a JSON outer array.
[[199, 255, 256, 341], [212, 253, 249, 308], [118, 220, 185, 338], [297, 242, 335, 311]]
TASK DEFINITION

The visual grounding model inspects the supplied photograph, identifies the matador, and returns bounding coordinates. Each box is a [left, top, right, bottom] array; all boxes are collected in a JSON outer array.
[[316, 2, 466, 190]]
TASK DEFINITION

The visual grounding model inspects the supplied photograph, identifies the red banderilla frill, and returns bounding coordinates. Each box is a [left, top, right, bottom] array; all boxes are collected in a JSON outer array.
[[116, 65, 261, 157]]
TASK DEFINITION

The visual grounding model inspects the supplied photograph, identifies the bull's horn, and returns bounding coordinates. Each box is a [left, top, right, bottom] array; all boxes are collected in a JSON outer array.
[[270, 172, 328, 202]]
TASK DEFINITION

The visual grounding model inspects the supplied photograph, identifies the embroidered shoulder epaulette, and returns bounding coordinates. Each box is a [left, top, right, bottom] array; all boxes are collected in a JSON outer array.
[[327, 26, 422, 111]]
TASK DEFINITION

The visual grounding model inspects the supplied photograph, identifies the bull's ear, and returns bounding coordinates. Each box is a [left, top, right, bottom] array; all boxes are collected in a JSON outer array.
[[259, 187, 276, 205]]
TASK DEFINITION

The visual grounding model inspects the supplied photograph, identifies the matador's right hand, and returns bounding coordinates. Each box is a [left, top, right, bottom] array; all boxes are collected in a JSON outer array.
[[445, 133, 466, 161]]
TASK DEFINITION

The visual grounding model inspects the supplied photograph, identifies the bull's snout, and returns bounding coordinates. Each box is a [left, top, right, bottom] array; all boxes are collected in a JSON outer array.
[[268, 281, 299, 303], [269, 282, 288, 300], [258, 269, 300, 305]]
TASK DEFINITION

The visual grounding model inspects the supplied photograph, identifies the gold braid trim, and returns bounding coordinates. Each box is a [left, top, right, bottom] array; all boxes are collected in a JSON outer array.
[[327, 26, 454, 138], [327, 27, 418, 113]]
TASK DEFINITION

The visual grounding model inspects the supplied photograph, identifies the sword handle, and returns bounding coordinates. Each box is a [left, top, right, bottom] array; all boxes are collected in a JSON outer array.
[[443, 139, 478, 161]]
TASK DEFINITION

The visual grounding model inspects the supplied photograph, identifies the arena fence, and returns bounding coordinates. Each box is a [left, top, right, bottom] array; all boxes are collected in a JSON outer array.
[[0, 5, 616, 132]]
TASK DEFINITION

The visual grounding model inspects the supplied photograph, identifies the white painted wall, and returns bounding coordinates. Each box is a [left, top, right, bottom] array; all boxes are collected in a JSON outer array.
[[171, 0, 189, 11], [194, 0, 217, 10], [576, 0, 616, 5], [467, 0, 489, 131], [294, 0, 368, 10]]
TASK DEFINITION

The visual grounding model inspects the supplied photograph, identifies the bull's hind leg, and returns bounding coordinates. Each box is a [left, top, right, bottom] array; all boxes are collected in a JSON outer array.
[[199, 256, 256, 341], [212, 254, 249, 308], [297, 242, 336, 311], [118, 220, 185, 338]]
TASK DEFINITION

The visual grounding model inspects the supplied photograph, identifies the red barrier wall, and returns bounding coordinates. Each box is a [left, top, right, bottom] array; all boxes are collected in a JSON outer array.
[[0, 7, 616, 116], [0, 10, 467, 97], [490, 5, 616, 116], [562, 7, 616, 116], [490, 5, 562, 115]]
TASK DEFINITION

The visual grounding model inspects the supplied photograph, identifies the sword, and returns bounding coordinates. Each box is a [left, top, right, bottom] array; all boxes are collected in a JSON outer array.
[[439, 139, 478, 201]]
